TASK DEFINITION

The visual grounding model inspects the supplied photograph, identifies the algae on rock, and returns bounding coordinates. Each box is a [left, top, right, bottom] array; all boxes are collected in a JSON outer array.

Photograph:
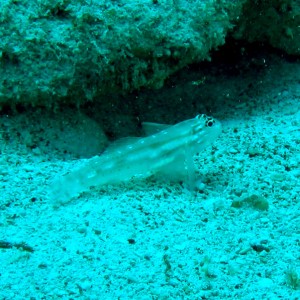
[[0, 0, 245, 107]]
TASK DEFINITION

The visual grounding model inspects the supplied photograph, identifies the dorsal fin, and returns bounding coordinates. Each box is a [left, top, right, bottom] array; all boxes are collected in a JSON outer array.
[[142, 122, 171, 136]]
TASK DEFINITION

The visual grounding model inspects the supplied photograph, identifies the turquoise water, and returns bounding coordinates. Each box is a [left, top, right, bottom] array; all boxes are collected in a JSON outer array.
[[0, 0, 300, 298]]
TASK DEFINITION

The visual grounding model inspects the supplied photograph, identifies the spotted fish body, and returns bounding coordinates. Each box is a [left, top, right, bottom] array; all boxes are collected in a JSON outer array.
[[49, 114, 222, 205]]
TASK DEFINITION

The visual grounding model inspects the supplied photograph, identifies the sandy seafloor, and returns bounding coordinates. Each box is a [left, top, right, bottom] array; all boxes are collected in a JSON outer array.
[[0, 50, 300, 299]]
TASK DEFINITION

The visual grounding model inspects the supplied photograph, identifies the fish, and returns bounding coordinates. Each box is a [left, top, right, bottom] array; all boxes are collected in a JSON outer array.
[[49, 114, 222, 206]]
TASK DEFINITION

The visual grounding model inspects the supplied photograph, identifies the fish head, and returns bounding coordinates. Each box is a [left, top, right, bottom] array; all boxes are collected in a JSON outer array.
[[191, 114, 222, 152]]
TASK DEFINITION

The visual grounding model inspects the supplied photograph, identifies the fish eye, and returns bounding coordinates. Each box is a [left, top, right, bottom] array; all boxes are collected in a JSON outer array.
[[206, 118, 215, 127]]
